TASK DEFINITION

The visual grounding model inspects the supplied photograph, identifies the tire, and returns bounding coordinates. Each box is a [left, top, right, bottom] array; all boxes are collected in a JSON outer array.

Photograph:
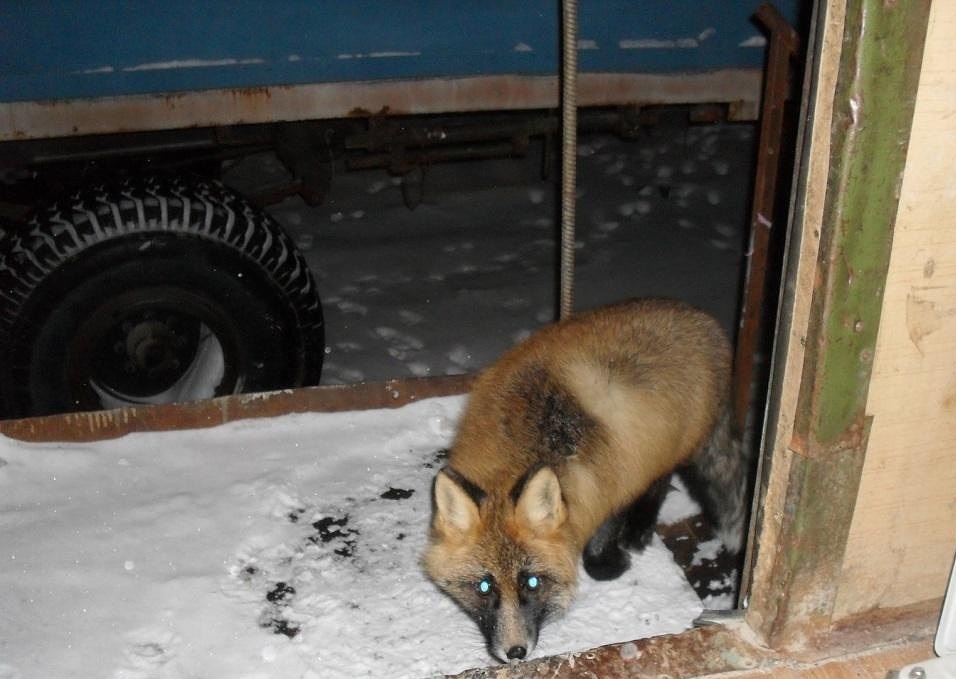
[[0, 176, 324, 418]]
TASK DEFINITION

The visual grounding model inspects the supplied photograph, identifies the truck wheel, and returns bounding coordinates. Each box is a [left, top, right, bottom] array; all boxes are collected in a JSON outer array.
[[0, 176, 324, 418]]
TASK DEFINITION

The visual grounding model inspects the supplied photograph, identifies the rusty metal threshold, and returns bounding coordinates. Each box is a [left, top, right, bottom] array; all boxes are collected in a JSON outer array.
[[0, 374, 473, 443]]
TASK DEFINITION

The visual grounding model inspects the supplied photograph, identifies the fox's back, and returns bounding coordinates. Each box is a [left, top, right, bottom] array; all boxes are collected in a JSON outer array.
[[449, 298, 731, 542]]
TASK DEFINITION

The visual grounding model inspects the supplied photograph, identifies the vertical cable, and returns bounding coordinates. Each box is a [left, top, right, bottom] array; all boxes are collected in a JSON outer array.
[[559, 0, 578, 320]]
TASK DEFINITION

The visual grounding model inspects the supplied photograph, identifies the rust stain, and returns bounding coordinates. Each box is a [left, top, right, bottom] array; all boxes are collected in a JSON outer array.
[[230, 86, 274, 99], [348, 106, 390, 118]]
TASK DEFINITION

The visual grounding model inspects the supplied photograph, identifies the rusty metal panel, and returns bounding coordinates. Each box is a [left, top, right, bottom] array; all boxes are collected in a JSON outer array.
[[0, 71, 764, 142], [0, 374, 472, 443], [732, 5, 800, 433]]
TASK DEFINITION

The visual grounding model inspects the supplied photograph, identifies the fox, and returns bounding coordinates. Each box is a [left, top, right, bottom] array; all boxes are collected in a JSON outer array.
[[422, 298, 749, 663]]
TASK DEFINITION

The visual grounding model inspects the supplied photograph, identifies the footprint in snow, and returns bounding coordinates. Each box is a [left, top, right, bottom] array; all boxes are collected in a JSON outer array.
[[619, 200, 652, 217], [501, 296, 531, 310], [446, 345, 473, 369], [406, 361, 431, 377], [713, 223, 737, 238], [323, 363, 366, 383], [512, 329, 533, 343], [603, 159, 625, 176], [375, 327, 424, 361], [366, 179, 390, 195], [336, 300, 368, 316], [113, 628, 179, 679], [397, 309, 424, 326], [334, 341, 363, 353]]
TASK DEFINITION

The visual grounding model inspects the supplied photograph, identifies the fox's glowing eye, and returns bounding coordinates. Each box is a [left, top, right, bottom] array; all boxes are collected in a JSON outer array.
[[526, 575, 540, 590], [477, 577, 492, 595]]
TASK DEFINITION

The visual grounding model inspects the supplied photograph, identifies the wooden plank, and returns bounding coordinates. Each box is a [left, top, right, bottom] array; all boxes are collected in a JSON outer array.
[[723, 639, 934, 679], [743, 0, 845, 631], [833, 0, 956, 620]]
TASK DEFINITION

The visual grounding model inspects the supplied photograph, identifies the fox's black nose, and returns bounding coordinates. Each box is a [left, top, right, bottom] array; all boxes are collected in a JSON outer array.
[[506, 646, 527, 660]]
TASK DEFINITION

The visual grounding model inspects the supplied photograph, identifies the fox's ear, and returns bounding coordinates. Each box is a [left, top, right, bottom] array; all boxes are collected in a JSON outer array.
[[432, 468, 482, 536], [514, 466, 566, 534]]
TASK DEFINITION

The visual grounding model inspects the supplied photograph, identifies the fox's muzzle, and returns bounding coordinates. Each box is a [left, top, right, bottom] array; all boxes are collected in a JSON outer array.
[[478, 592, 542, 663]]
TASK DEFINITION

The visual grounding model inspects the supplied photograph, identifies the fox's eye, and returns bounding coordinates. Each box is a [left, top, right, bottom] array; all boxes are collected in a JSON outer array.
[[477, 577, 493, 595], [524, 574, 540, 590]]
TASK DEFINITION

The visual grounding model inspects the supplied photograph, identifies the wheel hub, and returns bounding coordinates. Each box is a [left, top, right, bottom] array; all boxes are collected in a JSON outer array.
[[92, 309, 203, 398], [125, 319, 181, 377]]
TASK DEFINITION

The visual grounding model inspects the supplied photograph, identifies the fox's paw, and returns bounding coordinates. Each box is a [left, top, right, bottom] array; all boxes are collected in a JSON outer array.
[[583, 544, 631, 580]]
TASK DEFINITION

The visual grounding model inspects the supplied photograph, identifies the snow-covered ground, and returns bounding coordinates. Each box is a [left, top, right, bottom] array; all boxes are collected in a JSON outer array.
[[0, 396, 706, 679], [259, 119, 754, 384], [0, 120, 755, 678]]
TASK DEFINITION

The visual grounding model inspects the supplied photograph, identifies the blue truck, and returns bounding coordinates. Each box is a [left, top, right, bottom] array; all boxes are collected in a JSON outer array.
[[0, 1, 802, 418]]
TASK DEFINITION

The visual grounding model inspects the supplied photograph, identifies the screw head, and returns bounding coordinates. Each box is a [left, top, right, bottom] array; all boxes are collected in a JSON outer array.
[[909, 667, 927, 679]]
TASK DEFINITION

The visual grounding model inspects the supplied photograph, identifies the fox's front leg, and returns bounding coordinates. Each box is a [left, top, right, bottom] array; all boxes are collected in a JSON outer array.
[[582, 475, 671, 580]]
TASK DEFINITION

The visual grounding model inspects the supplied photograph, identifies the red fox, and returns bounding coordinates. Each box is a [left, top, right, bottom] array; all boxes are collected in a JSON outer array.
[[423, 298, 748, 662]]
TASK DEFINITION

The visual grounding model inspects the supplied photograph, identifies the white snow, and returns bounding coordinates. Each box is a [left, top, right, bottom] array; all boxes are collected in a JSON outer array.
[[123, 58, 265, 72], [0, 396, 703, 679], [739, 36, 767, 48], [656, 476, 702, 525], [260, 127, 753, 387]]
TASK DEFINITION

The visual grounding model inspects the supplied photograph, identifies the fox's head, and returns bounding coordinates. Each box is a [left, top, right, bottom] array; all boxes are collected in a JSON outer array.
[[423, 465, 578, 662]]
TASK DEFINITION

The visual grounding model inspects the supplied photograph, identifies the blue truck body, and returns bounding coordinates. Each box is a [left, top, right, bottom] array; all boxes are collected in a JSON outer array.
[[0, 2, 800, 140]]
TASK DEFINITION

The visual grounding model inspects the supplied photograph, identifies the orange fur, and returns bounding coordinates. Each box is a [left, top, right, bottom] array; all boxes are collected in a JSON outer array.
[[446, 298, 729, 549], [423, 298, 732, 661]]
